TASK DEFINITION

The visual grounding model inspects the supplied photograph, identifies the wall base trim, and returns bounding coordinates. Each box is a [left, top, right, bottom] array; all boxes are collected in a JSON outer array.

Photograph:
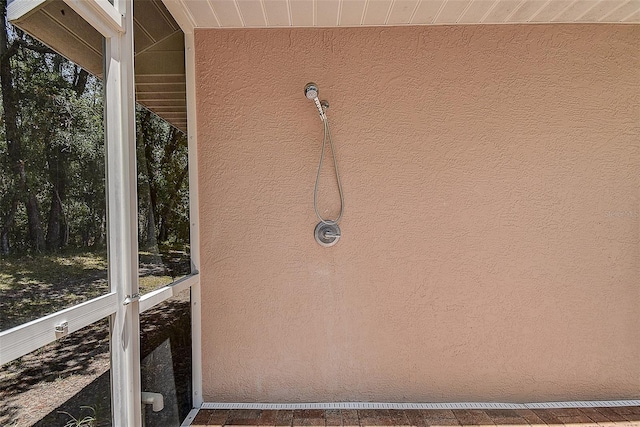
[[201, 400, 640, 410]]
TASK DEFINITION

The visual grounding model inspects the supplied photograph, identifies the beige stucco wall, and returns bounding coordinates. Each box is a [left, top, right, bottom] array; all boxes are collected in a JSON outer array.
[[195, 24, 640, 403]]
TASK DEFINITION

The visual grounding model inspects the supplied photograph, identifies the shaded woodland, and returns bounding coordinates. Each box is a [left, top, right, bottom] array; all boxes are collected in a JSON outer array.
[[0, 0, 189, 257], [0, 4, 192, 423]]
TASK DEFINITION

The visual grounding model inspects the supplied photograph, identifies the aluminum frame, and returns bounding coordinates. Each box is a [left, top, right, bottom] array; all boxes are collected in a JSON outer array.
[[104, 0, 141, 424], [0, 292, 118, 365], [185, 30, 204, 409], [1, 0, 124, 365], [3, 0, 200, 425], [158, 2, 203, 407]]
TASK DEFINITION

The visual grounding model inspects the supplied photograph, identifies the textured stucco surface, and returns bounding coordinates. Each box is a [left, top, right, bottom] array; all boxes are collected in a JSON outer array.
[[195, 25, 640, 403]]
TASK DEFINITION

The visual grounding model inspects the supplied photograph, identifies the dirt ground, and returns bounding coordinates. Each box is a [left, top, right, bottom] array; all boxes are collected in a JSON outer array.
[[0, 250, 192, 427], [0, 292, 191, 427]]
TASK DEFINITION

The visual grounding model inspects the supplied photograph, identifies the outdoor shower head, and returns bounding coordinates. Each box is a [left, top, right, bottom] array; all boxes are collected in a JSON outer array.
[[304, 82, 326, 119], [304, 83, 319, 100]]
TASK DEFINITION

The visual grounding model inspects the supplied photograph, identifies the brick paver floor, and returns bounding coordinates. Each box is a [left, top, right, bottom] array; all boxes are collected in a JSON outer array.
[[190, 407, 640, 426]]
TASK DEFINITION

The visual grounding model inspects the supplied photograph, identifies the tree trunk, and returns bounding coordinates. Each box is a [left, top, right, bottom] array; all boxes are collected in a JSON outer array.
[[157, 128, 188, 243], [43, 67, 87, 250], [20, 161, 45, 251], [0, 199, 17, 255], [158, 164, 188, 243], [73, 66, 88, 95], [0, 1, 19, 255], [45, 126, 69, 250], [1, 2, 45, 252], [146, 197, 157, 247], [139, 109, 161, 244], [46, 188, 65, 250]]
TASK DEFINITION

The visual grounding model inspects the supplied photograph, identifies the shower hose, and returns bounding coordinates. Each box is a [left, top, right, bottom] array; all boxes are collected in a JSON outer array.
[[313, 114, 345, 225]]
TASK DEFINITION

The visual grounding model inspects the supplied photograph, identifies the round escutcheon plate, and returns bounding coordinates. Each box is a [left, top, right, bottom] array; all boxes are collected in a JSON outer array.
[[314, 221, 341, 247]]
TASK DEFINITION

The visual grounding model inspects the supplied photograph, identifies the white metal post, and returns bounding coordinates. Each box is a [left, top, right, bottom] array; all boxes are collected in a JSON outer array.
[[185, 30, 203, 408], [106, 0, 141, 425], [158, 0, 203, 408]]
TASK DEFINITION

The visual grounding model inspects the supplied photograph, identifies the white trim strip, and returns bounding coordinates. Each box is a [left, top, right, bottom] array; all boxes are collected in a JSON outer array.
[[139, 273, 199, 313], [162, 0, 197, 32], [201, 400, 640, 410], [181, 408, 200, 426], [526, 400, 640, 408], [0, 292, 118, 365], [184, 29, 204, 409]]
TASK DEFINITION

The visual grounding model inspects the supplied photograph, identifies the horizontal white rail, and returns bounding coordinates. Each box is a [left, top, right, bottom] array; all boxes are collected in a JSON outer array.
[[201, 400, 640, 410], [139, 273, 199, 313], [0, 292, 118, 365], [181, 408, 200, 427]]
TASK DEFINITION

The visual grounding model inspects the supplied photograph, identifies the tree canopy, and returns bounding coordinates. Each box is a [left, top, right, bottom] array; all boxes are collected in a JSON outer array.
[[0, 3, 190, 256]]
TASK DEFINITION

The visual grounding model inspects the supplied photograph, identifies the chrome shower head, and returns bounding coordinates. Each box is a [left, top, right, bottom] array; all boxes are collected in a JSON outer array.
[[304, 83, 319, 100], [304, 82, 327, 120]]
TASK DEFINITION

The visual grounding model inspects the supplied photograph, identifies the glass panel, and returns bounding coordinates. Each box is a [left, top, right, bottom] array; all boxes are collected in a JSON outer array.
[[140, 291, 192, 426], [133, 0, 189, 295], [0, 319, 112, 426], [136, 106, 190, 296], [0, 16, 107, 332]]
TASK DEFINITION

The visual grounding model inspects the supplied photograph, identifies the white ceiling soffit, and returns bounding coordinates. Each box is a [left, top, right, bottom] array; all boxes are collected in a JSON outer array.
[[164, 0, 640, 29]]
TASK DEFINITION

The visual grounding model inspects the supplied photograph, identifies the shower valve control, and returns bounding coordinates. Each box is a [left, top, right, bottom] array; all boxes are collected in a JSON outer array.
[[315, 221, 341, 247]]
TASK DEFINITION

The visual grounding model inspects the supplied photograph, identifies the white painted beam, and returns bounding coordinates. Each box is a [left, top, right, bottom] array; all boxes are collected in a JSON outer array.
[[161, 0, 197, 33], [63, 0, 124, 37]]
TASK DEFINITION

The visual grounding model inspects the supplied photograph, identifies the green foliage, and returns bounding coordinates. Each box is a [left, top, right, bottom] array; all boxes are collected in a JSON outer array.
[[0, 18, 189, 256], [59, 406, 97, 427], [0, 249, 108, 330], [136, 106, 190, 249], [0, 25, 107, 253], [0, 248, 183, 330]]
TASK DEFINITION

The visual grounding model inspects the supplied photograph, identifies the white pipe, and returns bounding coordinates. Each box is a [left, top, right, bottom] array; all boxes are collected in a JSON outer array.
[[141, 392, 164, 412]]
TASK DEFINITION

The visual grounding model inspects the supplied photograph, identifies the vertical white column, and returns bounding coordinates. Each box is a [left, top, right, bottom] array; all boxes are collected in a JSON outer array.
[[185, 30, 203, 408], [106, 0, 140, 425]]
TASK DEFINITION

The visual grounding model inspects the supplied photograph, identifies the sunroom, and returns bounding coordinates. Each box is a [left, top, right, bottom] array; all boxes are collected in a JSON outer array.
[[0, 0, 639, 426]]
